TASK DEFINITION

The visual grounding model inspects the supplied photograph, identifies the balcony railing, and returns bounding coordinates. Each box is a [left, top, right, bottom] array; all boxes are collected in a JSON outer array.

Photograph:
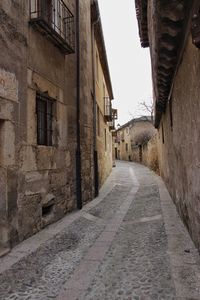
[[104, 97, 112, 122], [29, 0, 75, 54], [108, 120, 115, 131]]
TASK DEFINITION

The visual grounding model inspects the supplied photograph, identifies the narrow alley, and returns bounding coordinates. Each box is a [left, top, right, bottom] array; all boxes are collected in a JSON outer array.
[[0, 161, 200, 300]]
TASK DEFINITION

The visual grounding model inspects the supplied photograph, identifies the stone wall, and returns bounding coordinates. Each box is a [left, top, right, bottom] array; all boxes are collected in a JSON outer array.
[[95, 42, 113, 188], [0, 0, 111, 251], [0, 0, 28, 250], [129, 134, 159, 174], [142, 134, 159, 173], [116, 127, 131, 161], [157, 33, 200, 250]]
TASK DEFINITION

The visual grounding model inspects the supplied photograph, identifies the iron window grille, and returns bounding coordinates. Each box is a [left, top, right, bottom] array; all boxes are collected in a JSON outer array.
[[36, 92, 54, 146], [29, 0, 75, 54]]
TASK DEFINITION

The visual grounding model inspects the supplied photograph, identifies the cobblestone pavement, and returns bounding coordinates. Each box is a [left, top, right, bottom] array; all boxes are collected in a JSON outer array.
[[1, 161, 200, 300]]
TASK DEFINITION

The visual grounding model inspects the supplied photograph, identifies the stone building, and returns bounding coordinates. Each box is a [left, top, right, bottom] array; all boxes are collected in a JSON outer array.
[[0, 0, 114, 255], [115, 123, 131, 161], [91, 2, 117, 189], [135, 0, 200, 249], [115, 116, 155, 162]]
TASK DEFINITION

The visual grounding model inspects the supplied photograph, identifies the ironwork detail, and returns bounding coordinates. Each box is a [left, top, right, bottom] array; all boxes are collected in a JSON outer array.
[[36, 92, 54, 146], [112, 108, 118, 120], [30, 0, 75, 54]]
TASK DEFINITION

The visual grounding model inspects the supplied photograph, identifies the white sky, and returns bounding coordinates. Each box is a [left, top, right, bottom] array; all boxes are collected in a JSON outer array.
[[98, 0, 153, 126]]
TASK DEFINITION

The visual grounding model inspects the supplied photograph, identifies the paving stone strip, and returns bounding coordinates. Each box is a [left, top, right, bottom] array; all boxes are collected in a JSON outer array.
[[57, 186, 139, 299]]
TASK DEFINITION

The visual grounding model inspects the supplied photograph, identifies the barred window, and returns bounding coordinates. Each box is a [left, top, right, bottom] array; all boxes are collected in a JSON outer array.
[[36, 92, 54, 146]]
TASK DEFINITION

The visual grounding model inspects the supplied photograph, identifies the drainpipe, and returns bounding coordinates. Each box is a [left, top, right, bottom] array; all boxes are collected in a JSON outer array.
[[76, 0, 82, 209], [91, 7, 100, 197]]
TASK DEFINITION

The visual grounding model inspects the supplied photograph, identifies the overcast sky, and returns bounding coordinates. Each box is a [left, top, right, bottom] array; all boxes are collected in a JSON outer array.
[[98, 0, 153, 126]]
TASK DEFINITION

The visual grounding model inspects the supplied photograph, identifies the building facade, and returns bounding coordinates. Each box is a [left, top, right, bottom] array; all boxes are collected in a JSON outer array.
[[0, 0, 114, 255], [115, 116, 155, 162], [136, 0, 200, 249], [91, 2, 117, 189]]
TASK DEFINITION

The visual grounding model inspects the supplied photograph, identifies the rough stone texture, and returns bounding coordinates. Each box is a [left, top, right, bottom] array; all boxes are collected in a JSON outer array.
[[1, 161, 200, 299], [0, 0, 113, 250], [157, 32, 200, 251], [0, 0, 27, 250], [141, 134, 159, 173], [136, 0, 200, 251], [115, 117, 156, 162], [84, 170, 175, 300]]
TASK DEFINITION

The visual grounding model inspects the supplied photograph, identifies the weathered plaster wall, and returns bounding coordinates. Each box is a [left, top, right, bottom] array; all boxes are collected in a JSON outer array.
[[79, 0, 94, 204], [130, 121, 155, 146], [95, 42, 113, 188], [157, 33, 200, 250], [116, 120, 155, 163], [116, 127, 131, 161], [142, 134, 159, 173]]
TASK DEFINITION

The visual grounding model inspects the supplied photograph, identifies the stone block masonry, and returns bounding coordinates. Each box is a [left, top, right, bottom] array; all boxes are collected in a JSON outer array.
[[0, 0, 114, 251]]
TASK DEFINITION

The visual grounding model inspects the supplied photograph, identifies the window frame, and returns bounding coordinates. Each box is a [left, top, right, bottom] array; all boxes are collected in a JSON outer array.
[[36, 92, 54, 146]]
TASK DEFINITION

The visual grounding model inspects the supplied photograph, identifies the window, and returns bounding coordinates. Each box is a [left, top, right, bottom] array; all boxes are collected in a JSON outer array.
[[36, 92, 54, 146], [41, 0, 52, 24]]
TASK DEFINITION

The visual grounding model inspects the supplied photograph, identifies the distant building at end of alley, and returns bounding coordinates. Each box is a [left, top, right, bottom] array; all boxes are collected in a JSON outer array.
[[115, 116, 156, 165]]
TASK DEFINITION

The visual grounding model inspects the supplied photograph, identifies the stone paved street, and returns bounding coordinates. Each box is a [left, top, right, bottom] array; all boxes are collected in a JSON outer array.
[[1, 161, 200, 300]]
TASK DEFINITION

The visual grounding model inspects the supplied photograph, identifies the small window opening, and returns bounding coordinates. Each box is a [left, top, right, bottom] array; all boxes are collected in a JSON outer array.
[[162, 123, 165, 144], [42, 203, 54, 217], [36, 92, 54, 146]]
